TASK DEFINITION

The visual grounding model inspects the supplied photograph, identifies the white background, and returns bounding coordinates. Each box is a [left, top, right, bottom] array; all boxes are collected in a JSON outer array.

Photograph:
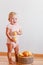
[[0, 0, 43, 54]]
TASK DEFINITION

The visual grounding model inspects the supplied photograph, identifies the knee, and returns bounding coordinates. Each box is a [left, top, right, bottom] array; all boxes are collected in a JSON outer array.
[[7, 44, 13, 52], [8, 49, 12, 52]]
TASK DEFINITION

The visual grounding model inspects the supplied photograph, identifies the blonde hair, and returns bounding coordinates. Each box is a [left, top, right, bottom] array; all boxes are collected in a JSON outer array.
[[8, 12, 16, 21]]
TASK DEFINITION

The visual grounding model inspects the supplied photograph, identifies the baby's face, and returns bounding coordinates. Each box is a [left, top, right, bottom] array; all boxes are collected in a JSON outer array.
[[10, 15, 17, 24]]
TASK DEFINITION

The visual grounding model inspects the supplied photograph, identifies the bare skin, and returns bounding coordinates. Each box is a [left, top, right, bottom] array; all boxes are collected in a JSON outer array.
[[6, 12, 22, 64]]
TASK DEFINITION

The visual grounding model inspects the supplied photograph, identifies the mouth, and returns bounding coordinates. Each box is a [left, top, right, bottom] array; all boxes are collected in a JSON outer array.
[[11, 20, 17, 24]]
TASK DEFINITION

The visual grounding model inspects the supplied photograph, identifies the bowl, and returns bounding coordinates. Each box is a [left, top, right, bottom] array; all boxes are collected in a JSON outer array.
[[17, 55, 34, 64]]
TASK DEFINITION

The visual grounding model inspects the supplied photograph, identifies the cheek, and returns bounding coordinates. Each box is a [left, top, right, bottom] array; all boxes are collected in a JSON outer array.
[[10, 18, 12, 21], [11, 19, 14, 22], [12, 19, 14, 21]]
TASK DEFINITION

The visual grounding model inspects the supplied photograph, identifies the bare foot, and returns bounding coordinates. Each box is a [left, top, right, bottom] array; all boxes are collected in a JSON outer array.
[[8, 58, 16, 64], [9, 61, 16, 64]]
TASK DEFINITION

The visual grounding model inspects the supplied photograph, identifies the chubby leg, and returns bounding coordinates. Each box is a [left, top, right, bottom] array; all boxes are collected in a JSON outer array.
[[7, 43, 13, 64], [14, 44, 19, 62]]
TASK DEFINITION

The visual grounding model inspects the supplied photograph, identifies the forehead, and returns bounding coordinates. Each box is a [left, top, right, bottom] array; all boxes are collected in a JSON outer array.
[[10, 15, 17, 18]]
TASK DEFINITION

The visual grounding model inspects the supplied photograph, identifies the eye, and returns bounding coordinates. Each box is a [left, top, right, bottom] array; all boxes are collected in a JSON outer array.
[[12, 18, 14, 19]]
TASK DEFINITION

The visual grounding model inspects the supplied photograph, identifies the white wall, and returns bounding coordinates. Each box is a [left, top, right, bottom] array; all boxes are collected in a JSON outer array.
[[0, 0, 43, 54]]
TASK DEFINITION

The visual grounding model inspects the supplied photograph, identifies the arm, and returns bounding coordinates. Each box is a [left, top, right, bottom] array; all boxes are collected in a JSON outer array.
[[6, 27, 16, 42], [17, 29, 22, 35]]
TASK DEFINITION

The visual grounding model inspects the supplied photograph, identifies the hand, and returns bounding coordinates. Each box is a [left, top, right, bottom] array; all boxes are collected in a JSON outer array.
[[17, 29, 22, 35], [12, 37, 17, 43]]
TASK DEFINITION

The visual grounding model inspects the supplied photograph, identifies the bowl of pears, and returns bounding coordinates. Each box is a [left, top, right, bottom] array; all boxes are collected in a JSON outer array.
[[17, 51, 34, 64]]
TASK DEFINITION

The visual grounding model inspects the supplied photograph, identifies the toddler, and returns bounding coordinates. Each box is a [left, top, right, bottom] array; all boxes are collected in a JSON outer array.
[[6, 12, 22, 64]]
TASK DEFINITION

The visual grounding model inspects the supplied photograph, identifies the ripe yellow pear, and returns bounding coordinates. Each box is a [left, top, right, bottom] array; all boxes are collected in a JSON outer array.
[[28, 51, 32, 56], [14, 31, 17, 36], [19, 53, 24, 57], [22, 51, 32, 57], [22, 51, 29, 57], [13, 31, 17, 42]]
